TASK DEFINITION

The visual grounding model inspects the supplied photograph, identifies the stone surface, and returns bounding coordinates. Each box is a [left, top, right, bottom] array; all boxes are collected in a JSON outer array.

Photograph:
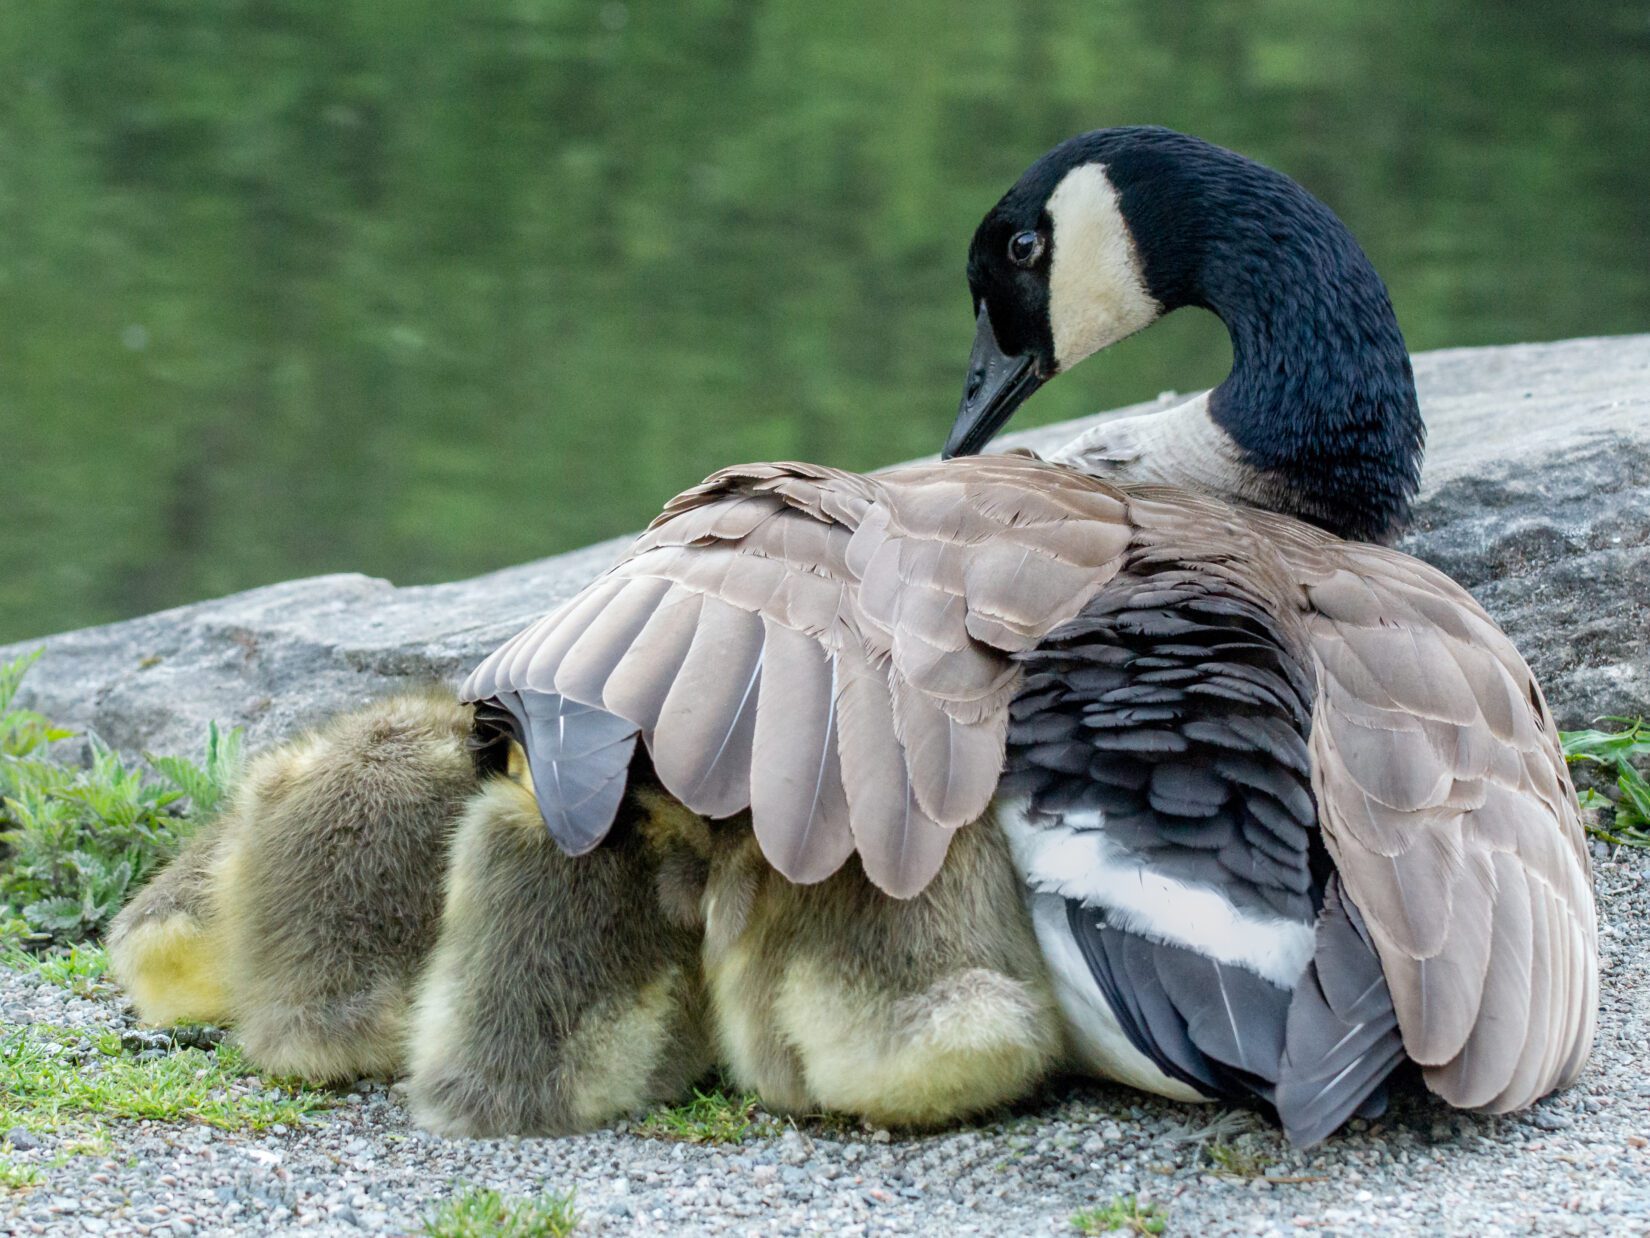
[[5, 334, 1648, 758]]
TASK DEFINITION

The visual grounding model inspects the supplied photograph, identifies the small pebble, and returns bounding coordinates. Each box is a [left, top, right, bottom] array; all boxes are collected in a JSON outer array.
[[5, 1127, 44, 1152]]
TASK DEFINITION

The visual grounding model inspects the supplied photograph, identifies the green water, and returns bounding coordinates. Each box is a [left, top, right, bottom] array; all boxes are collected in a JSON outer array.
[[4, 1, 1648, 643]]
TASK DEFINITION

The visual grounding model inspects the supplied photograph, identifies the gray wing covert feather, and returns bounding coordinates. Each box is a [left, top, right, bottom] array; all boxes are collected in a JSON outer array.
[[461, 456, 1132, 896], [482, 691, 640, 857]]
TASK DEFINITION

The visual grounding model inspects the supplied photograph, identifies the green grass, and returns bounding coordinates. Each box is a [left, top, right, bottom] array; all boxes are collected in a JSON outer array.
[[637, 1085, 760, 1144], [0, 650, 242, 944], [1072, 1195, 1168, 1235], [1204, 1136, 1275, 1179], [1562, 717, 1650, 847], [0, 1022, 334, 1137], [0, 1155, 43, 1192], [423, 1186, 579, 1237]]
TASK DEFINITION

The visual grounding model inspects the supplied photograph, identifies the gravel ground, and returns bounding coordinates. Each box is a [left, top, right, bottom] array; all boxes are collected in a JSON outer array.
[[3, 849, 1647, 1238]]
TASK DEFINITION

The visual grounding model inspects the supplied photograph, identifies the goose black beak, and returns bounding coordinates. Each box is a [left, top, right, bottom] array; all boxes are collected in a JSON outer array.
[[944, 305, 1046, 458]]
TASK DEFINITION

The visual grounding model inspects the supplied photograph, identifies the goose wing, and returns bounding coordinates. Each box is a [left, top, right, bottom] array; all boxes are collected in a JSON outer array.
[[1272, 523, 1598, 1113], [463, 454, 1132, 896]]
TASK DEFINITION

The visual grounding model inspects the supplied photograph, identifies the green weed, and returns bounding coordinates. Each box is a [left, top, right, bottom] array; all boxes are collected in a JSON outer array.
[[0, 1155, 42, 1192], [0, 652, 73, 759], [1072, 1195, 1168, 1235], [1562, 717, 1650, 847], [0, 650, 242, 942], [2, 942, 111, 998], [638, 1086, 760, 1144], [423, 1186, 580, 1237], [1204, 1136, 1275, 1179]]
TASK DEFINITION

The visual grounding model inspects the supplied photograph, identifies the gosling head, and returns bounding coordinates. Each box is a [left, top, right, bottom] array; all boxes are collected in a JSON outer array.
[[947, 126, 1423, 544]]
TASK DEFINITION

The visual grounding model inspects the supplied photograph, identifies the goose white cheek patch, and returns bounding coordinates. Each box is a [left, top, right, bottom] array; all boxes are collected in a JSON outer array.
[[1045, 163, 1162, 371]]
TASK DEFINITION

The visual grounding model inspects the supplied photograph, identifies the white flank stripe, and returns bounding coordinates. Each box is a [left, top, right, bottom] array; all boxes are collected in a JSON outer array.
[[999, 799, 1316, 989]]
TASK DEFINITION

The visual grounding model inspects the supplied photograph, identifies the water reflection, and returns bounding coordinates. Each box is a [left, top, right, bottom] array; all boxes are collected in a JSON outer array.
[[3, 0, 1647, 641]]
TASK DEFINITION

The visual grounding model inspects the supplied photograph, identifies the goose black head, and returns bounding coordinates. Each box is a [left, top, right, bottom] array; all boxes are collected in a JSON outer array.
[[947, 126, 1424, 544]]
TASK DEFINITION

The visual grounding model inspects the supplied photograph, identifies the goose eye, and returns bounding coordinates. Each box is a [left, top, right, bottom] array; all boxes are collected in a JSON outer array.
[[1008, 230, 1044, 267]]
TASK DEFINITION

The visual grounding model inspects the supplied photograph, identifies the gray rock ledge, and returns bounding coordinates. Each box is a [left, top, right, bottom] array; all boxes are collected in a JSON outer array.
[[5, 334, 1647, 759]]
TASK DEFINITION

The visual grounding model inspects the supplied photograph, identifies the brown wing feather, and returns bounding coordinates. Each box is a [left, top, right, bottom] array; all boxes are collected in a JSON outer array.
[[1441, 851, 1534, 1108], [598, 590, 706, 729], [649, 598, 766, 819], [553, 577, 676, 702], [520, 578, 629, 691], [891, 680, 1006, 828], [833, 646, 955, 896], [1260, 520, 1597, 1112], [749, 619, 854, 883], [462, 454, 1132, 895]]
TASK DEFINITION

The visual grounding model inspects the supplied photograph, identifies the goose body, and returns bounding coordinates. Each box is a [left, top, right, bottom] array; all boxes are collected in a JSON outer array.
[[462, 128, 1596, 1142], [464, 452, 1593, 1141]]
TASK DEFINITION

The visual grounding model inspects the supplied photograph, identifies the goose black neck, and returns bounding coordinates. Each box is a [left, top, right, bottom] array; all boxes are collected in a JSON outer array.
[[1198, 204, 1423, 544], [1100, 130, 1425, 543]]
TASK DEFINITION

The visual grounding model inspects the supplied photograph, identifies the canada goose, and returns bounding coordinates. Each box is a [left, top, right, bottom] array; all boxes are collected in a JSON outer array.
[[952, 127, 1598, 1140], [694, 799, 1062, 1126], [213, 689, 482, 1080], [112, 690, 481, 1082], [109, 809, 236, 1026], [403, 773, 714, 1135], [459, 128, 1595, 1143]]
